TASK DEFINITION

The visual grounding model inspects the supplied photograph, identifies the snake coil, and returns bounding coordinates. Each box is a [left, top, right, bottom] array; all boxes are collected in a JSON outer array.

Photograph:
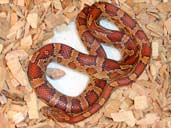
[[27, 2, 151, 123]]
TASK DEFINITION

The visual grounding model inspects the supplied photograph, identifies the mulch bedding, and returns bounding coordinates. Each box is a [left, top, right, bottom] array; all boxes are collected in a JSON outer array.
[[0, 0, 171, 128]]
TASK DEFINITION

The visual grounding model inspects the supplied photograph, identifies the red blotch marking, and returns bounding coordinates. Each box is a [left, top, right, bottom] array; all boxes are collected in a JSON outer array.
[[105, 3, 118, 16], [83, 31, 95, 44], [56, 96, 67, 111], [77, 54, 96, 66], [28, 63, 42, 79], [35, 84, 55, 102], [125, 39, 137, 51], [71, 99, 82, 113], [135, 30, 148, 41], [135, 63, 145, 75], [68, 62, 76, 69], [89, 22, 97, 30], [89, 86, 113, 114], [141, 43, 151, 57], [121, 13, 136, 29], [77, 5, 89, 20], [117, 77, 131, 86], [77, 17, 86, 25], [56, 57, 62, 63], [87, 68, 97, 74], [85, 90, 98, 106], [101, 85, 113, 99], [107, 31, 124, 42], [90, 7, 101, 20], [89, 104, 101, 113], [96, 47, 106, 57], [60, 45, 72, 59], [108, 72, 121, 79], [82, 5, 89, 14], [103, 59, 120, 71], [95, 79, 107, 89], [124, 56, 138, 65], [38, 44, 54, 59]]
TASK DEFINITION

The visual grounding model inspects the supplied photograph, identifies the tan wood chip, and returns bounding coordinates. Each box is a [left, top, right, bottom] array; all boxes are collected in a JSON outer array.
[[0, 0, 170, 127]]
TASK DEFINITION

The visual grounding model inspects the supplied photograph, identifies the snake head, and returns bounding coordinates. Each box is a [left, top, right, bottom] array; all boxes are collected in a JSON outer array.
[[40, 106, 70, 122]]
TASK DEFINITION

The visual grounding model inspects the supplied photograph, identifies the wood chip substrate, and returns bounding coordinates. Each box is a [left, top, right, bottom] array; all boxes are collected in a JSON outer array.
[[0, 0, 171, 127]]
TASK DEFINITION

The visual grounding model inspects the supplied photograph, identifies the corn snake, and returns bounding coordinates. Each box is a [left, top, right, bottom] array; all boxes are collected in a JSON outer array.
[[27, 2, 151, 123]]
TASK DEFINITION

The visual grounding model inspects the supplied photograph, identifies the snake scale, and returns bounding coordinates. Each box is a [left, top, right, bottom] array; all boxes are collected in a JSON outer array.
[[27, 2, 151, 123]]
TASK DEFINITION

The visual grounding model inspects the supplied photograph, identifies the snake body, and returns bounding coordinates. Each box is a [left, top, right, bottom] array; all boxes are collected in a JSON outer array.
[[27, 2, 151, 123]]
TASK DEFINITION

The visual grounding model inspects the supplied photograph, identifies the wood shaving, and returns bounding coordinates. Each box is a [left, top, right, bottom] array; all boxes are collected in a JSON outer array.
[[6, 103, 27, 124], [45, 13, 65, 29], [133, 0, 148, 3], [104, 99, 121, 117], [5, 50, 28, 60], [0, 94, 7, 105], [165, 18, 171, 34], [9, 20, 25, 35], [0, 17, 10, 39], [20, 35, 32, 49], [157, 2, 171, 12], [0, 0, 170, 127], [0, 110, 9, 128], [27, 13, 38, 29], [12, 112, 27, 124], [136, 113, 160, 125], [150, 63, 158, 79], [53, 0, 63, 10], [5, 50, 31, 91], [146, 22, 163, 37], [16, 0, 25, 6], [134, 95, 148, 110], [0, 66, 6, 91], [27, 122, 54, 128], [111, 110, 136, 127], [0, 0, 9, 4], [120, 98, 133, 109], [152, 40, 159, 59], [25, 92, 39, 119]]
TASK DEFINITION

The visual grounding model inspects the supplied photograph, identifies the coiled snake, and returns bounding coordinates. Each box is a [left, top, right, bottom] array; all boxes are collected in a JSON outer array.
[[27, 2, 151, 123]]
